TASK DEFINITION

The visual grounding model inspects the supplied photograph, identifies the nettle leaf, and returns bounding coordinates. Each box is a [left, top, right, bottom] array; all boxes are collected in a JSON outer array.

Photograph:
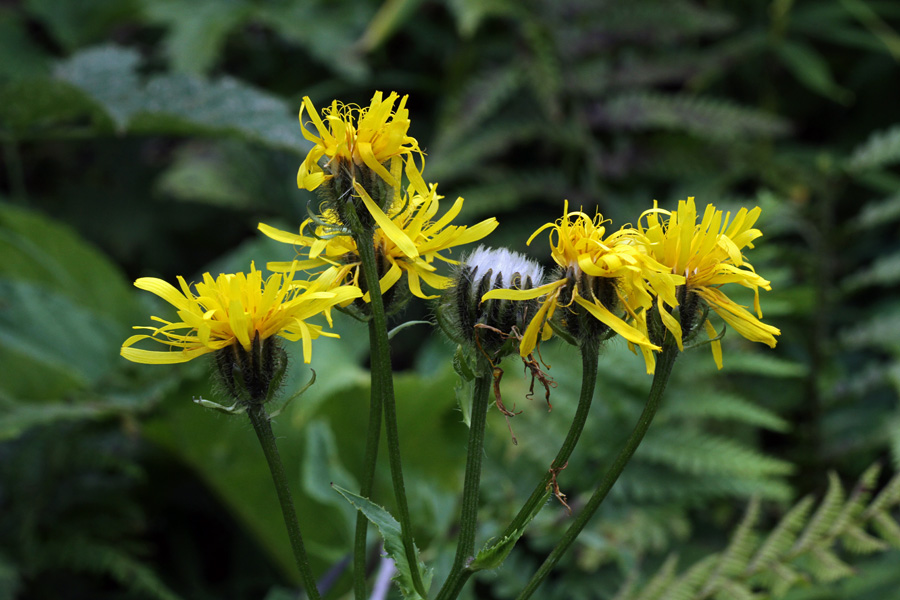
[[49, 44, 310, 152], [332, 485, 432, 599]]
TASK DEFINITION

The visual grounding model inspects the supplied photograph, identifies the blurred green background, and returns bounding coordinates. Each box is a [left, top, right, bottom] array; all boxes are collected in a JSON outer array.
[[2, 0, 900, 598]]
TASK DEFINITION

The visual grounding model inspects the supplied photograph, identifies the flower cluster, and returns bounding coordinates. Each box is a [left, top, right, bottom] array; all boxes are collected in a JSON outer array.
[[483, 198, 779, 373], [260, 91, 497, 307]]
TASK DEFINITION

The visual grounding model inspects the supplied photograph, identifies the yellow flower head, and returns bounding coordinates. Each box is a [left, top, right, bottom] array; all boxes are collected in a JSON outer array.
[[297, 91, 426, 194], [260, 183, 498, 301], [484, 202, 682, 371], [639, 196, 781, 369], [121, 265, 362, 365]]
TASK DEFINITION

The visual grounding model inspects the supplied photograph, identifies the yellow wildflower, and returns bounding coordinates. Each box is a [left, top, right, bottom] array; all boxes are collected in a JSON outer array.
[[483, 202, 682, 371], [121, 265, 362, 365], [639, 197, 780, 369], [259, 184, 498, 300], [296, 90, 426, 194]]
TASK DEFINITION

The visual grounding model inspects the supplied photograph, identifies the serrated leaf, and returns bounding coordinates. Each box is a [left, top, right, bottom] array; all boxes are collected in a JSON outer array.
[[332, 485, 432, 599], [469, 527, 525, 572]]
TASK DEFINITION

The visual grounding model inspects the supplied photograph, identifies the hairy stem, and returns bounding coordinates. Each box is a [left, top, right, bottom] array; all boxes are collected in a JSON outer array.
[[435, 369, 493, 600], [502, 342, 600, 537], [354, 225, 428, 599], [352, 320, 385, 599], [246, 403, 322, 600], [515, 339, 679, 600]]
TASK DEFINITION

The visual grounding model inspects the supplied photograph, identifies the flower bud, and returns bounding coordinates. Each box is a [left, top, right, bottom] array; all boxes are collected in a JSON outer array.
[[441, 246, 545, 359], [214, 333, 288, 406]]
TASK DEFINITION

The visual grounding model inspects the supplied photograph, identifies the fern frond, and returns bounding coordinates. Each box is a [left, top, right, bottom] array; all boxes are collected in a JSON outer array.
[[638, 429, 793, 479], [614, 464, 900, 600], [664, 391, 790, 432], [593, 92, 790, 141], [842, 249, 900, 291], [853, 192, 900, 229], [39, 538, 182, 600], [848, 124, 900, 172]]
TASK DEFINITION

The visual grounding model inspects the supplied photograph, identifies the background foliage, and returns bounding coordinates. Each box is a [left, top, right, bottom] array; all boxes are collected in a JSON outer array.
[[1, 0, 900, 598]]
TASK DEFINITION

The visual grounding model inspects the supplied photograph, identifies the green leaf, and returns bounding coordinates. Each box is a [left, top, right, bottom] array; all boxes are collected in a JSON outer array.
[[332, 484, 433, 599], [24, 0, 139, 51], [0, 9, 51, 80], [301, 420, 358, 534], [140, 0, 251, 74], [848, 124, 900, 172], [52, 45, 311, 151], [469, 527, 526, 572], [0, 203, 136, 326], [357, 0, 425, 51], [597, 92, 791, 140], [775, 40, 853, 104]]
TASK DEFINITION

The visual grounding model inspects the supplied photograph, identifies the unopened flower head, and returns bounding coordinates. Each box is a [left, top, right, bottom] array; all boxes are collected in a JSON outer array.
[[483, 201, 682, 371], [121, 264, 362, 366], [441, 245, 545, 358], [260, 183, 498, 315], [639, 196, 780, 369], [297, 91, 428, 232]]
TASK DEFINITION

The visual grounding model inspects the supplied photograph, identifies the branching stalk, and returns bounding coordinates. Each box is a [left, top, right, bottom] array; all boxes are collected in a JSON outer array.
[[515, 338, 680, 600]]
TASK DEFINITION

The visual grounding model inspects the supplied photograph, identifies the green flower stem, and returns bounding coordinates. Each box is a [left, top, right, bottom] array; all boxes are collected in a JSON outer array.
[[354, 225, 429, 599], [352, 319, 385, 600], [435, 343, 600, 600], [515, 339, 680, 600], [435, 369, 493, 600], [246, 403, 322, 600], [501, 341, 601, 538]]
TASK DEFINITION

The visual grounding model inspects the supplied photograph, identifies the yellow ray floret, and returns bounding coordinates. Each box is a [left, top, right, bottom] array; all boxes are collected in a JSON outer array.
[[296, 90, 427, 193], [260, 183, 498, 300], [639, 196, 781, 369], [121, 265, 362, 365], [483, 201, 683, 371]]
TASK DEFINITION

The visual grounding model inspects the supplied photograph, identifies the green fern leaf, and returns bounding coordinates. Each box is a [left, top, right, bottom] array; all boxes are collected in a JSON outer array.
[[840, 524, 889, 554], [595, 92, 790, 141], [746, 496, 815, 573], [633, 554, 678, 600], [871, 512, 900, 547], [661, 555, 717, 600], [842, 250, 900, 291], [848, 124, 900, 172], [792, 472, 845, 553], [854, 192, 900, 229]]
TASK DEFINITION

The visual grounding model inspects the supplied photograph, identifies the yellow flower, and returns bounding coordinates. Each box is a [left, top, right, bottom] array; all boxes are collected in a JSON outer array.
[[121, 265, 362, 365], [259, 183, 498, 300], [483, 202, 682, 371], [296, 91, 426, 194], [639, 196, 780, 369]]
